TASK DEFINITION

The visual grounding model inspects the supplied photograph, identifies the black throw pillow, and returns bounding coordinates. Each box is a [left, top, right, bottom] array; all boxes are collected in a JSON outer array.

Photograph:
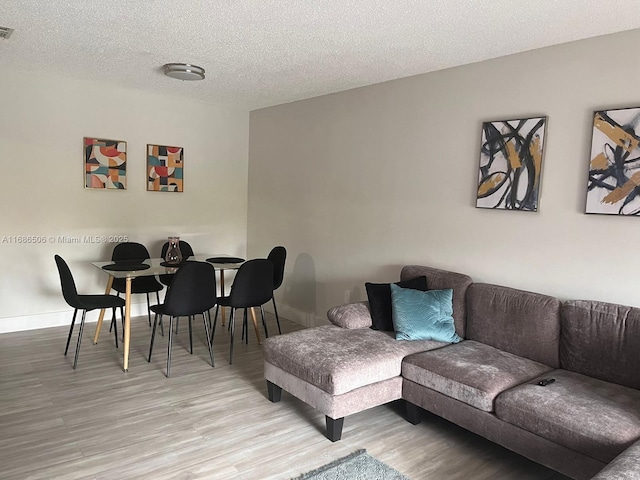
[[365, 276, 428, 331]]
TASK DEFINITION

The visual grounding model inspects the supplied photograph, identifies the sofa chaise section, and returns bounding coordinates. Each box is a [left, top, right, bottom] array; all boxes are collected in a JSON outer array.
[[263, 266, 473, 441], [264, 325, 447, 440]]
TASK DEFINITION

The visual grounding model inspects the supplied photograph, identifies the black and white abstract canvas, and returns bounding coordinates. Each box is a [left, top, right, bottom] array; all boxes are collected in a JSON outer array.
[[476, 117, 547, 212], [586, 107, 640, 215]]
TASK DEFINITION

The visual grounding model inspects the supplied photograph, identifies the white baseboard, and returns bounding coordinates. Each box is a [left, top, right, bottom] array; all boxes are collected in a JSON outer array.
[[0, 303, 151, 334], [1, 302, 327, 335]]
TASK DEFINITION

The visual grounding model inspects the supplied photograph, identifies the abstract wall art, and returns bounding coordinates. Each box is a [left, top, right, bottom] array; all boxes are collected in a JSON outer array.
[[586, 107, 640, 215], [147, 144, 184, 192], [476, 116, 547, 212], [84, 137, 127, 189]]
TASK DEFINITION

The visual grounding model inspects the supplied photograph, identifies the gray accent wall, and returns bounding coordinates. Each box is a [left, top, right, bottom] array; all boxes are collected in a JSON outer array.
[[248, 28, 640, 327]]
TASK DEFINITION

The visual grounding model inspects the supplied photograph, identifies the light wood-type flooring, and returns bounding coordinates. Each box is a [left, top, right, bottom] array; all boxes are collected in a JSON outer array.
[[0, 313, 570, 479]]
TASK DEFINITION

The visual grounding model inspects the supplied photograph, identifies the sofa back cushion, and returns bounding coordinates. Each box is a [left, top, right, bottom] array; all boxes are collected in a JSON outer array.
[[561, 300, 640, 389], [466, 283, 561, 367], [401, 265, 473, 338]]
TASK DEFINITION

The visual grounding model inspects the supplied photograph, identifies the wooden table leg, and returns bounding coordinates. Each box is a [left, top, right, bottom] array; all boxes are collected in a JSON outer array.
[[93, 275, 114, 344], [249, 307, 262, 345], [220, 270, 226, 327], [123, 277, 132, 372]]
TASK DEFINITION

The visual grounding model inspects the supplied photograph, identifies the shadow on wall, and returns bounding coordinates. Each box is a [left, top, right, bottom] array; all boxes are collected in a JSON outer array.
[[282, 253, 316, 319]]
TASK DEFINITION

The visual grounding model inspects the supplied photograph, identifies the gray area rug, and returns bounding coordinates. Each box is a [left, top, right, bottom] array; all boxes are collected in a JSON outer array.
[[291, 449, 410, 480]]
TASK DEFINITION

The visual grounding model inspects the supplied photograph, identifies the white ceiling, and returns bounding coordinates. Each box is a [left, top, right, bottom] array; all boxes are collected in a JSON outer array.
[[3, 1, 640, 111]]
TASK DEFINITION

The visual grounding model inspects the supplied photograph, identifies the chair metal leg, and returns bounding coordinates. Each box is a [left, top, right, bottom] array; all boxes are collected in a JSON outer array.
[[272, 297, 282, 334], [167, 316, 174, 377], [146, 293, 152, 326], [243, 309, 249, 345], [112, 308, 119, 349], [65, 309, 78, 355], [148, 313, 160, 362], [112, 292, 121, 333], [210, 305, 220, 345], [188, 315, 194, 354], [260, 305, 269, 338], [110, 294, 120, 332], [229, 308, 236, 364], [159, 315, 164, 337], [73, 310, 87, 369], [203, 311, 215, 368]]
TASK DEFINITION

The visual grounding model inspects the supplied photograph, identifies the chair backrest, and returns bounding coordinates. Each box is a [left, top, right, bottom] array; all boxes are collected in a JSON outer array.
[[160, 240, 194, 259], [162, 261, 217, 317], [54, 255, 81, 308], [112, 242, 151, 262], [267, 246, 286, 290], [229, 259, 274, 308]]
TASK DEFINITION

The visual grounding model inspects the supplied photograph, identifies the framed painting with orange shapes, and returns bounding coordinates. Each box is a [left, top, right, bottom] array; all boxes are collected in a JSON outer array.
[[586, 107, 640, 215], [147, 144, 184, 192], [476, 116, 547, 212], [84, 137, 127, 189]]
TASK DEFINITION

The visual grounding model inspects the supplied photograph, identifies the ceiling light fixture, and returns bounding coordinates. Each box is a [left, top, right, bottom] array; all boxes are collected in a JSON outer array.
[[163, 63, 205, 81]]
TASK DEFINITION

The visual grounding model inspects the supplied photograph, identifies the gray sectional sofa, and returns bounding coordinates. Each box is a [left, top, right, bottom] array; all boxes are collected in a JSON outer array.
[[263, 265, 640, 480]]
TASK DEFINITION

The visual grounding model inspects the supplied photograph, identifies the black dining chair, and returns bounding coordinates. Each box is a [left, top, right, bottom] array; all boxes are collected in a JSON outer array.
[[158, 240, 194, 287], [110, 242, 164, 326], [158, 240, 195, 335], [211, 259, 274, 364], [267, 246, 286, 334], [54, 255, 125, 369], [148, 261, 217, 377]]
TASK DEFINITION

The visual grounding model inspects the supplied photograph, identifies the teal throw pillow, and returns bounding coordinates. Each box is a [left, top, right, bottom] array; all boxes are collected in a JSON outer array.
[[390, 284, 461, 343]]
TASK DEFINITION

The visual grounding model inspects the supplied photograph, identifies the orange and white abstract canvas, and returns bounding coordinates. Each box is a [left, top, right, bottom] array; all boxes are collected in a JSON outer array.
[[84, 137, 127, 189], [147, 144, 183, 192]]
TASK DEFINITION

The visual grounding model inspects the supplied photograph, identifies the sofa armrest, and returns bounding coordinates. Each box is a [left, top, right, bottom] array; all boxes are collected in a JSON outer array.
[[591, 439, 640, 479], [327, 301, 372, 329]]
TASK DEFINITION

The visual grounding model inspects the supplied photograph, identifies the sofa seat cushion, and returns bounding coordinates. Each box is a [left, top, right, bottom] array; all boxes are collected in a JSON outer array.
[[591, 439, 640, 479], [263, 325, 446, 395], [402, 340, 553, 412], [495, 369, 640, 463]]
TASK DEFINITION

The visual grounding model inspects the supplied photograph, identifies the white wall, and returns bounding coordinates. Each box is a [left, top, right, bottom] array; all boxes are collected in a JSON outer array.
[[0, 71, 249, 332], [248, 28, 640, 327]]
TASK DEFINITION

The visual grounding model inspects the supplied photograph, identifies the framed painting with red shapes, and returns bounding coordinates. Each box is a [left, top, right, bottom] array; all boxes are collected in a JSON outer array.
[[84, 137, 127, 189], [147, 144, 184, 192]]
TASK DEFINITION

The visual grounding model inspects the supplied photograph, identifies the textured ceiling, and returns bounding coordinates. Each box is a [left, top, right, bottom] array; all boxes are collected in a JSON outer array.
[[3, 1, 640, 110]]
